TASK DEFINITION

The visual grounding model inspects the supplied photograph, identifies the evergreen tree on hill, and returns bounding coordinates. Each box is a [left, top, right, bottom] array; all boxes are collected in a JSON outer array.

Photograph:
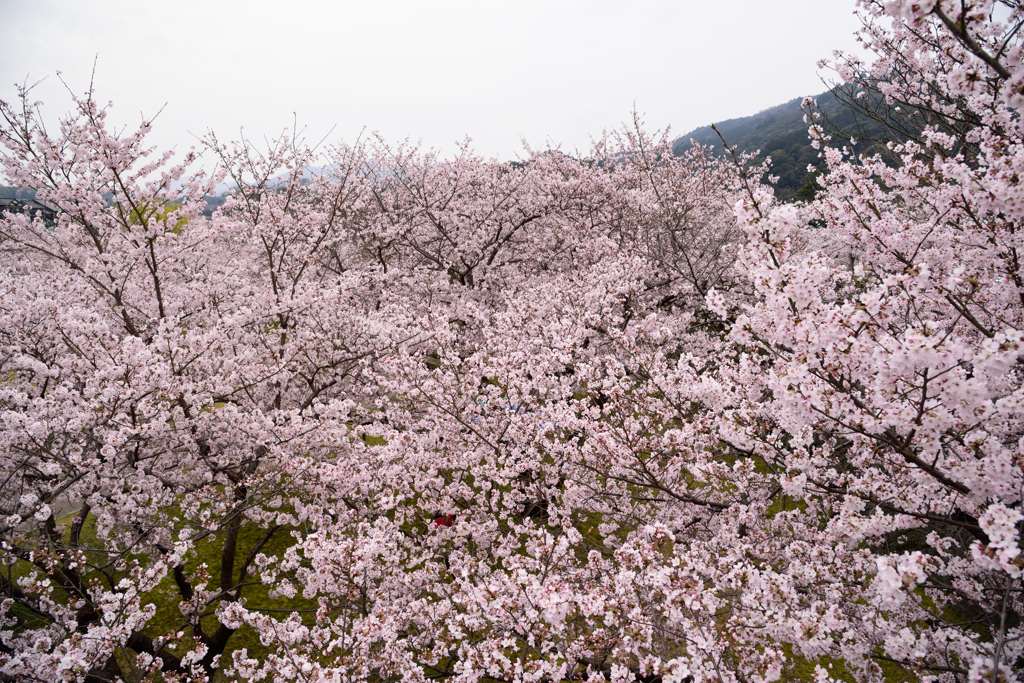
[[674, 86, 901, 200]]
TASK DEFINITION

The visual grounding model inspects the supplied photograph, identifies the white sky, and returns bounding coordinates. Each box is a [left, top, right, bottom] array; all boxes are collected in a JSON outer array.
[[0, 0, 865, 162]]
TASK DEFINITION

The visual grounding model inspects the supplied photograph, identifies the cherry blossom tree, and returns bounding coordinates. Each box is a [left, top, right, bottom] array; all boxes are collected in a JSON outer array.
[[0, 85, 412, 681], [690, 1, 1024, 679]]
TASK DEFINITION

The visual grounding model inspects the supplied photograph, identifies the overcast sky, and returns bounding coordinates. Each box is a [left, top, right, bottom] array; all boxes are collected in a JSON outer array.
[[0, 0, 865, 162]]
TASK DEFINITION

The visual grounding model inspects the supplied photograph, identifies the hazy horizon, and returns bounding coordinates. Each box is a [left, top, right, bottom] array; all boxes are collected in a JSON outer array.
[[0, 0, 865, 162]]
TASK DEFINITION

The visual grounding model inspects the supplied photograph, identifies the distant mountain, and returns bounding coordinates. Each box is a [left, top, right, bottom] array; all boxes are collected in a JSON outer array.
[[673, 87, 894, 200], [0, 186, 38, 200]]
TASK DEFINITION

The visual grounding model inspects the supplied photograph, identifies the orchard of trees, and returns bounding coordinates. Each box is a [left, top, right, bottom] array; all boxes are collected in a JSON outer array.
[[1, 1, 1022, 681]]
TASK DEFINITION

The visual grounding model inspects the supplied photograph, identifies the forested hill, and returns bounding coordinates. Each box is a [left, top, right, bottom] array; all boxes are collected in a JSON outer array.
[[673, 87, 892, 200]]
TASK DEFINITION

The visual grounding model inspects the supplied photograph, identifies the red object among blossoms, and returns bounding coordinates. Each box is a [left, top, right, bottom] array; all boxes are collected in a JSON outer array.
[[432, 514, 455, 528]]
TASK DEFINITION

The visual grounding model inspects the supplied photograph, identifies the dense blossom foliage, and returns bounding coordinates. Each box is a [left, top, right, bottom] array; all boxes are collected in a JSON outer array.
[[0, 2, 1022, 681]]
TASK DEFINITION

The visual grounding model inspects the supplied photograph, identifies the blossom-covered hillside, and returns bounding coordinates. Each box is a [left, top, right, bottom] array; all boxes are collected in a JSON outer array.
[[1, 2, 1022, 682]]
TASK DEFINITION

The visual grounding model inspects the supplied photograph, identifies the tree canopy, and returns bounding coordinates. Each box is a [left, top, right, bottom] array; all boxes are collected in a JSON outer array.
[[1, 2, 1022, 682]]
